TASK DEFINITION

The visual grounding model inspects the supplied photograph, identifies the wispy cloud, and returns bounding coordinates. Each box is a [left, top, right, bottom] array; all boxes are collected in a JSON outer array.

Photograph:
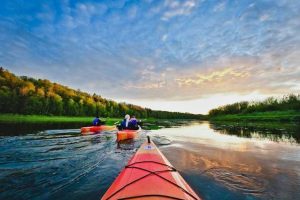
[[123, 51, 300, 100], [175, 67, 250, 87], [213, 1, 226, 12], [0, 0, 299, 112], [161, 0, 198, 21], [259, 14, 270, 22]]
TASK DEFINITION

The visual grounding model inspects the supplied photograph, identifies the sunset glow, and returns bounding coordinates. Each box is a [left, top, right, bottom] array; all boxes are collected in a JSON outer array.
[[1, 0, 299, 113]]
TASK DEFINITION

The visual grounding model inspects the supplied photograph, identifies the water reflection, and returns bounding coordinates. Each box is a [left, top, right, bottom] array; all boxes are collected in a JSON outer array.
[[141, 119, 199, 130], [1, 121, 300, 200], [151, 123, 300, 200], [209, 121, 300, 144], [151, 134, 172, 145], [0, 122, 88, 136], [161, 144, 267, 197]]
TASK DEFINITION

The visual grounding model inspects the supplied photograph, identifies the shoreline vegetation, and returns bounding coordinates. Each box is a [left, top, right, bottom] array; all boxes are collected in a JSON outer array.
[[0, 114, 199, 131], [0, 114, 121, 125], [1, 68, 299, 123], [0, 114, 164, 125], [209, 111, 300, 122], [0, 114, 195, 127], [209, 94, 300, 122], [0, 68, 204, 120], [1, 110, 299, 124]]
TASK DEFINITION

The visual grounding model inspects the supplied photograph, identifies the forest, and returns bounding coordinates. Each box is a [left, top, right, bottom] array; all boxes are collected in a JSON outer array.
[[209, 94, 300, 116], [0, 68, 203, 119]]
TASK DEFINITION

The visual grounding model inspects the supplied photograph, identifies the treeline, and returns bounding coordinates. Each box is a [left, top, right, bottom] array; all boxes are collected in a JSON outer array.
[[209, 94, 300, 116], [0, 68, 203, 119]]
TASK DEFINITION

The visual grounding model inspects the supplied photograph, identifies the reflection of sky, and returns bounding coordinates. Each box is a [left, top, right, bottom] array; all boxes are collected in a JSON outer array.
[[1, 0, 300, 113], [151, 123, 300, 161], [155, 122, 300, 199]]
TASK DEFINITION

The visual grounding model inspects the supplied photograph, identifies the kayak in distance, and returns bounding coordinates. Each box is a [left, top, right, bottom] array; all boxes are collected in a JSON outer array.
[[101, 136, 201, 200], [116, 128, 141, 142], [81, 125, 116, 134]]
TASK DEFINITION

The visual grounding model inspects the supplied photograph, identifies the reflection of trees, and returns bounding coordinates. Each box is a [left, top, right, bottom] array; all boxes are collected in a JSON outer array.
[[0, 122, 85, 136], [142, 119, 201, 130], [209, 122, 300, 143]]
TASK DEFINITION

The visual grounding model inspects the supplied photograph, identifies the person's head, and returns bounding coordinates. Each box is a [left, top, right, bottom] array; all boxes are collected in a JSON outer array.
[[131, 115, 136, 119], [125, 114, 130, 120], [96, 115, 99, 118]]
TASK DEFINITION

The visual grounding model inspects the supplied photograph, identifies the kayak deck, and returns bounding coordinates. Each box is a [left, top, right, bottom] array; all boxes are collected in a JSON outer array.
[[117, 129, 140, 141], [101, 138, 201, 200]]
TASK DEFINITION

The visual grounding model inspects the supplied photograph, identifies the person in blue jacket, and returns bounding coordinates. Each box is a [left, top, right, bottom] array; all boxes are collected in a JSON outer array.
[[92, 116, 104, 126], [128, 115, 139, 130], [117, 114, 130, 130], [117, 114, 141, 130]]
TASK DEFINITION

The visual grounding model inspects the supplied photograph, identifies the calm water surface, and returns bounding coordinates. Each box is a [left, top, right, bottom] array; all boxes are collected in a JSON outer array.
[[0, 121, 299, 200]]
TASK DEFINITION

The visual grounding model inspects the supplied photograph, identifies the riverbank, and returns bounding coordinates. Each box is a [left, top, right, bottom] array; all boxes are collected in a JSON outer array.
[[209, 111, 300, 122], [0, 114, 121, 125], [0, 114, 197, 129]]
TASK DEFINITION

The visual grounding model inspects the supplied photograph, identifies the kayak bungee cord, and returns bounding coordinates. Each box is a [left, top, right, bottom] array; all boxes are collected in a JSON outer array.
[[103, 161, 197, 199], [126, 160, 176, 170], [103, 158, 199, 199], [118, 194, 185, 200], [102, 136, 201, 200], [125, 162, 199, 200], [102, 164, 177, 200]]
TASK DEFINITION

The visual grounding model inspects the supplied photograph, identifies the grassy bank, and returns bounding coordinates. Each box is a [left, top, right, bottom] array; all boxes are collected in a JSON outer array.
[[209, 111, 300, 122], [0, 114, 202, 131], [0, 114, 192, 125], [0, 114, 121, 125]]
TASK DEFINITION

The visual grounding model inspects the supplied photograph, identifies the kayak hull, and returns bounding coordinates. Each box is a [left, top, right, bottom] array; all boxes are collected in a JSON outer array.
[[101, 139, 201, 200], [117, 129, 140, 141], [81, 126, 115, 134]]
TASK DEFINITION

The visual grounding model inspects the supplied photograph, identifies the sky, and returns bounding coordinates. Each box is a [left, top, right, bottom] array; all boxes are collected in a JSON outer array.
[[0, 0, 300, 114]]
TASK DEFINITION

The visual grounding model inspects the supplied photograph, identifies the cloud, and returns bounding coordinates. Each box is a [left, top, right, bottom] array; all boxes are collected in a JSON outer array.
[[1, 0, 300, 105], [161, 0, 197, 21], [161, 34, 168, 41], [213, 1, 226, 12], [175, 67, 250, 87], [122, 49, 300, 100], [259, 14, 270, 22]]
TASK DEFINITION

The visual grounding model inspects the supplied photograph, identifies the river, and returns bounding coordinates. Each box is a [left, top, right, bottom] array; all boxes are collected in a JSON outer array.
[[0, 121, 299, 200]]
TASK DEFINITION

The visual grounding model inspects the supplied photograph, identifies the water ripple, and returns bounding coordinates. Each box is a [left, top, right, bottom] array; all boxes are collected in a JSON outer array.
[[0, 128, 138, 200], [204, 167, 266, 196]]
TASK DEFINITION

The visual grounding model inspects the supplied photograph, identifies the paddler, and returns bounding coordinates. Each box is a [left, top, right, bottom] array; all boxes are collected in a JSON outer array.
[[117, 114, 130, 130], [128, 115, 139, 130], [92, 115, 104, 126]]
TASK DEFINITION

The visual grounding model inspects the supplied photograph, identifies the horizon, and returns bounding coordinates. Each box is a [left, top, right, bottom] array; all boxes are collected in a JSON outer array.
[[1, 0, 300, 114], [1, 67, 284, 115]]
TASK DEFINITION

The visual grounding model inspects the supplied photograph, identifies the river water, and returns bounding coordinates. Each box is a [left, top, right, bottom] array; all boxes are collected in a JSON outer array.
[[0, 121, 299, 200]]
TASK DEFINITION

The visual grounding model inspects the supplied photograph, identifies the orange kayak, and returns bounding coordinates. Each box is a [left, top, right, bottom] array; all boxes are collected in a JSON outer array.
[[101, 137, 201, 200], [81, 125, 115, 134], [116, 129, 140, 141]]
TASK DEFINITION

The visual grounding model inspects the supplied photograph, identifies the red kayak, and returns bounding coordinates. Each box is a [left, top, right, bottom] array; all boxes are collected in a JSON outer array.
[[81, 125, 116, 134], [116, 128, 141, 141], [101, 136, 201, 200]]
